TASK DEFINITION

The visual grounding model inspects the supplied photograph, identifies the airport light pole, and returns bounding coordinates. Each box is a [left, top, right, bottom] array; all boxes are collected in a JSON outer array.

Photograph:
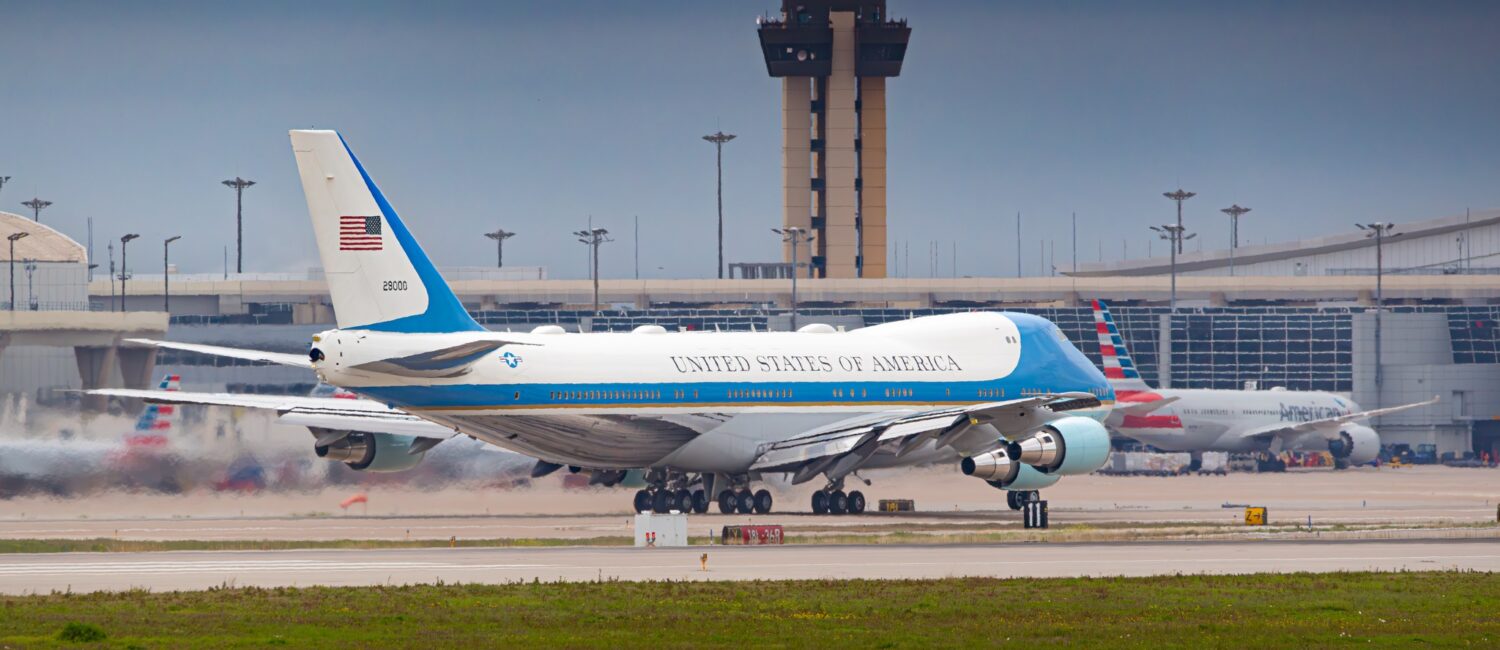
[[1220, 204, 1251, 276], [484, 229, 515, 268], [1357, 222, 1398, 392], [222, 177, 255, 274], [163, 235, 181, 312], [702, 131, 736, 279], [573, 227, 611, 314], [1162, 189, 1195, 254], [1150, 224, 1194, 310], [774, 226, 814, 330], [119, 233, 139, 312], [21, 198, 52, 223], [23, 260, 35, 310], [6, 232, 28, 311]]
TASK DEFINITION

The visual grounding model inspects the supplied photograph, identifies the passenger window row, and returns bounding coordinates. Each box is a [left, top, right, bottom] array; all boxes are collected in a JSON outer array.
[[550, 390, 662, 401]]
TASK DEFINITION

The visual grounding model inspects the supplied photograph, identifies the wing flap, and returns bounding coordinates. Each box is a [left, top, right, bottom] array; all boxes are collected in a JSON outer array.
[[277, 409, 455, 438]]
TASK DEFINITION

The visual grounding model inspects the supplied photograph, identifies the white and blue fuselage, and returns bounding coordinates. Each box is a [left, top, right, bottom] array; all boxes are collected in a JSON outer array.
[[311, 311, 1113, 471]]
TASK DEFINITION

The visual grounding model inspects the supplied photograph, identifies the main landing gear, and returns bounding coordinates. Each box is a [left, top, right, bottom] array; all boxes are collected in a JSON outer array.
[[1006, 490, 1040, 511], [633, 470, 713, 515], [632, 487, 710, 514], [810, 478, 867, 515], [715, 488, 773, 514]]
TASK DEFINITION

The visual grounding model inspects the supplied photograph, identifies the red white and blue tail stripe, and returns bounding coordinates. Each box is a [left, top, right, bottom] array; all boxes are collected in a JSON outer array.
[[1091, 300, 1150, 390], [132, 374, 181, 432], [1091, 301, 1183, 431]]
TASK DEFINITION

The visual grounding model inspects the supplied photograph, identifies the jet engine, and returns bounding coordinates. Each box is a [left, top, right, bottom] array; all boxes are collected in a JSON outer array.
[[960, 451, 1061, 491], [315, 432, 427, 473], [1328, 424, 1380, 467], [1005, 416, 1111, 476]]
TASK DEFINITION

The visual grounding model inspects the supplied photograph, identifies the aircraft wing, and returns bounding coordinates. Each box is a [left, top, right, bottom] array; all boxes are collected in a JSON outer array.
[[125, 339, 312, 369], [85, 388, 455, 440], [1234, 395, 1440, 441], [748, 392, 1101, 483]]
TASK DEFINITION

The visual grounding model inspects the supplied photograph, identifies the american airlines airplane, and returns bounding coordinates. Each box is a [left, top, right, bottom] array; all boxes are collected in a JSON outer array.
[[99, 129, 1116, 515], [1092, 300, 1436, 470]]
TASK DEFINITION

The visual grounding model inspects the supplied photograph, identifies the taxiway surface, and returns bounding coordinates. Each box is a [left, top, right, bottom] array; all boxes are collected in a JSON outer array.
[[2, 539, 1496, 594]]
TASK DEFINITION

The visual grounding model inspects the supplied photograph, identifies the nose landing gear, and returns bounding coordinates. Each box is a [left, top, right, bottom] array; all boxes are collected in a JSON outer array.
[[1005, 489, 1040, 511]]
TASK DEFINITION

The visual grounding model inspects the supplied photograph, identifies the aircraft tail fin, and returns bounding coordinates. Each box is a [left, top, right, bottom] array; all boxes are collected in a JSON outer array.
[[1091, 300, 1153, 391], [132, 374, 181, 433], [289, 130, 482, 333]]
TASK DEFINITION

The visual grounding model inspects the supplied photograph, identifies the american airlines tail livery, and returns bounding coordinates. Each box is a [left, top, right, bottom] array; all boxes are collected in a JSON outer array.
[[1093, 300, 1437, 470], [103, 130, 1118, 514]]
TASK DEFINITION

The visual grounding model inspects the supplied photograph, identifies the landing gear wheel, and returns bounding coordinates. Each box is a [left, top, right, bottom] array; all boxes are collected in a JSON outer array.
[[1334, 458, 1350, 470], [633, 489, 652, 513], [811, 490, 829, 514], [1027, 490, 1040, 505], [652, 490, 673, 514], [752, 489, 773, 514], [1006, 490, 1022, 511], [717, 489, 737, 514], [736, 490, 755, 514], [828, 490, 849, 515], [847, 490, 866, 514], [673, 488, 694, 513], [691, 489, 709, 514]]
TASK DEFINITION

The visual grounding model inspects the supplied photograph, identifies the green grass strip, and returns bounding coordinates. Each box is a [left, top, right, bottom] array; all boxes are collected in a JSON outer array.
[[1, 572, 1495, 647]]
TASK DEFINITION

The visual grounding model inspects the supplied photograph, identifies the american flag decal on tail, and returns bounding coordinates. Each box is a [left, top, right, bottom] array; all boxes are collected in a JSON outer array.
[[339, 215, 383, 251]]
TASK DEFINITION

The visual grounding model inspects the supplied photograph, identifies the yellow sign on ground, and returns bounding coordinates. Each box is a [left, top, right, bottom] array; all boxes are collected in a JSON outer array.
[[1244, 506, 1267, 526]]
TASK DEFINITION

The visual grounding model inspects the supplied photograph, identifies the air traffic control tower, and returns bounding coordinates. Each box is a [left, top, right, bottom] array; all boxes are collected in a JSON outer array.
[[758, 1, 910, 279]]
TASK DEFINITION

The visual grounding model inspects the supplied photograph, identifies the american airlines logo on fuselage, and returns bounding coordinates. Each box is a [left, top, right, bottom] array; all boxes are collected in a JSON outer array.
[[1279, 402, 1347, 422]]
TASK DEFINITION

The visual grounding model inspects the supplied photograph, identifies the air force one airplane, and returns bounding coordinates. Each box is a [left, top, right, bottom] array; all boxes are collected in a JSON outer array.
[[1092, 300, 1437, 470], [100, 130, 1116, 515]]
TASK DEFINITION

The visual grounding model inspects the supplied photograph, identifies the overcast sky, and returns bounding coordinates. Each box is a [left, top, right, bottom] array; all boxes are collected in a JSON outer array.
[[3, 0, 1497, 279]]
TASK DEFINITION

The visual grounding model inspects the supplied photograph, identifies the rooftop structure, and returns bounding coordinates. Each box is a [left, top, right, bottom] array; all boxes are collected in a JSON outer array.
[[1071, 209, 1500, 278]]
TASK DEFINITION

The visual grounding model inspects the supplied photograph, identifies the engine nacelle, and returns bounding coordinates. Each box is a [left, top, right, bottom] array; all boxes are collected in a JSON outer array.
[[1328, 424, 1380, 466], [961, 451, 1061, 491], [316, 432, 427, 473], [1006, 416, 1111, 476]]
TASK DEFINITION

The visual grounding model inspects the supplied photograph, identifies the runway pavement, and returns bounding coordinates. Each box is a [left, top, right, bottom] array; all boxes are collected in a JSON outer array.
[[3, 466, 1495, 543], [1, 538, 1496, 594]]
